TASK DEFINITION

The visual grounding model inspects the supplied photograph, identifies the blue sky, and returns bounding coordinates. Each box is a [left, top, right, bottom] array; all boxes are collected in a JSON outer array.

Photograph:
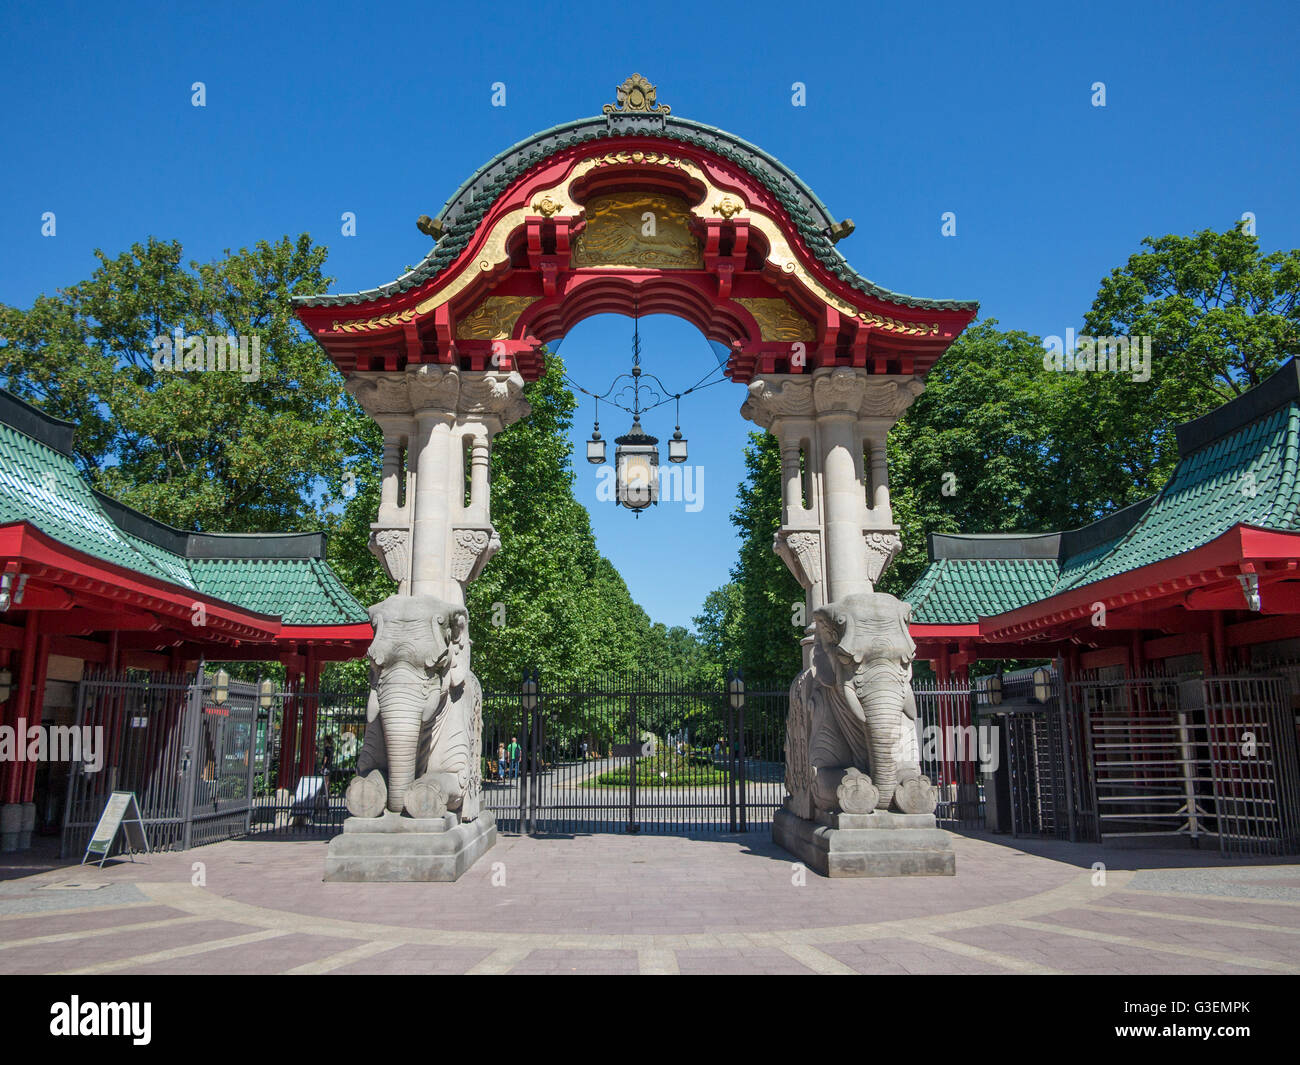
[[2, 1, 1297, 628]]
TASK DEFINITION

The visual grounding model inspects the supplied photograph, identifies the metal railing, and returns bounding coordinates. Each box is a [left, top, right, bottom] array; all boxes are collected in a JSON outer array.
[[1066, 671, 1300, 856], [61, 668, 259, 857], [481, 672, 787, 836]]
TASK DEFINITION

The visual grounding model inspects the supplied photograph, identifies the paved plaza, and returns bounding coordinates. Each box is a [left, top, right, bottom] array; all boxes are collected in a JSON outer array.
[[1, 831, 1298, 975]]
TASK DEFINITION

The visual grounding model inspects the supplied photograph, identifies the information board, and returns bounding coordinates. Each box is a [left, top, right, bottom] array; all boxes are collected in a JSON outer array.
[[82, 791, 151, 867]]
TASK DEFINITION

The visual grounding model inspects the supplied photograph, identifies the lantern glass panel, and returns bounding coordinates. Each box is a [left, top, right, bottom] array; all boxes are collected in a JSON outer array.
[[586, 437, 606, 465], [618, 450, 658, 509], [668, 436, 688, 463]]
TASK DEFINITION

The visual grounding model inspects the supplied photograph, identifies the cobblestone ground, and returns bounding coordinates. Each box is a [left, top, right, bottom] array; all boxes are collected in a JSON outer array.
[[1, 831, 1298, 975]]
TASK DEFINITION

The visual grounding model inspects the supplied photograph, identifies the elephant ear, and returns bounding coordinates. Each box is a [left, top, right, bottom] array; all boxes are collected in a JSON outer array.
[[367, 606, 388, 667], [896, 600, 917, 660], [901, 684, 918, 722], [446, 611, 470, 689], [424, 610, 451, 671]]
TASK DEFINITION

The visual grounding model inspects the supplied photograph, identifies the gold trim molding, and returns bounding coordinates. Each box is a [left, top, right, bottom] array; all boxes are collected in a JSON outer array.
[[330, 308, 417, 334], [735, 298, 815, 342], [454, 296, 538, 340]]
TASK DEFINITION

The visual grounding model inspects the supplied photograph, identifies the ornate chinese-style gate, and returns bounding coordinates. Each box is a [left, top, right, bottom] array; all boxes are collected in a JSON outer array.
[[292, 76, 977, 853]]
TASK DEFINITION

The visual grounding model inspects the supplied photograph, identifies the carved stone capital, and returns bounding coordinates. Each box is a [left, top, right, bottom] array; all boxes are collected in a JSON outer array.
[[346, 366, 531, 431], [407, 363, 463, 413], [774, 528, 822, 590], [812, 367, 870, 414], [449, 524, 500, 585], [859, 376, 925, 420], [863, 529, 903, 585], [740, 375, 814, 430], [458, 371, 531, 430], [368, 526, 411, 585]]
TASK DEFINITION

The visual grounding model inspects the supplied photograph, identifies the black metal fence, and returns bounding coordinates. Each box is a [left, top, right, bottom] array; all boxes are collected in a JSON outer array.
[[61, 669, 259, 857], [911, 678, 984, 829], [246, 686, 368, 835], [481, 673, 787, 835]]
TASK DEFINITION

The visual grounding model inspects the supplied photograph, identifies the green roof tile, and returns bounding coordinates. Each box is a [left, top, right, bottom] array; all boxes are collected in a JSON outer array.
[[905, 381, 1300, 626], [0, 396, 367, 629], [1053, 404, 1300, 593], [905, 557, 1060, 625]]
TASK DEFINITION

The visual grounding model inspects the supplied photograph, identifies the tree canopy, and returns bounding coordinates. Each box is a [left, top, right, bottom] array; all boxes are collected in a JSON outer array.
[[711, 224, 1300, 669]]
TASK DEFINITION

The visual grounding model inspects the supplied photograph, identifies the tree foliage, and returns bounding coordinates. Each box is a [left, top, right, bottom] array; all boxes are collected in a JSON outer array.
[[709, 224, 1300, 664], [1, 238, 713, 687], [0, 235, 358, 532]]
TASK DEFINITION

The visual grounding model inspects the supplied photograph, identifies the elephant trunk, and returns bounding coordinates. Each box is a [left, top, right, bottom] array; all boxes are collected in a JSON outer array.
[[376, 663, 427, 813], [859, 684, 905, 810]]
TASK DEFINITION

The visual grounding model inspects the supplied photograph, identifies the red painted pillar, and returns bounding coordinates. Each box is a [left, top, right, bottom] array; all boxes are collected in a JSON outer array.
[[276, 654, 304, 792], [277, 682, 299, 792], [297, 650, 321, 778], [1211, 612, 1228, 676], [2, 615, 38, 804], [17, 633, 51, 802]]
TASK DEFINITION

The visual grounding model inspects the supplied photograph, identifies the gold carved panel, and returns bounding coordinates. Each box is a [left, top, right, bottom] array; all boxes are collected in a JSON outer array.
[[570, 192, 703, 269], [455, 296, 538, 340], [735, 298, 816, 342]]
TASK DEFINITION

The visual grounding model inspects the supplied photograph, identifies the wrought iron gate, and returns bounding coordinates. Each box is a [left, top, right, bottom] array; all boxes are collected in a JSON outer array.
[[480, 673, 786, 835], [62, 669, 258, 857]]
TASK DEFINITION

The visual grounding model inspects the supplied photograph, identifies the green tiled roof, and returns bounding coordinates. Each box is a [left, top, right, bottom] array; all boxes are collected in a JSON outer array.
[[1053, 404, 1300, 593], [0, 418, 180, 585], [295, 113, 979, 315], [188, 558, 368, 626], [0, 391, 367, 628], [906, 557, 1060, 625], [904, 362, 1300, 627]]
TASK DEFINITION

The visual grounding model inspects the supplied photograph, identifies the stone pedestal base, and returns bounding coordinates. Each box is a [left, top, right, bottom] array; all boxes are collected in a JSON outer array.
[[773, 806, 955, 877], [324, 810, 496, 883], [0, 803, 25, 853]]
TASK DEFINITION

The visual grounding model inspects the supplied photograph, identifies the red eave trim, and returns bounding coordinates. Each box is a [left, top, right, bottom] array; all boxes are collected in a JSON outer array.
[[910, 623, 982, 639], [977, 523, 1300, 641], [278, 622, 373, 644], [0, 520, 282, 641]]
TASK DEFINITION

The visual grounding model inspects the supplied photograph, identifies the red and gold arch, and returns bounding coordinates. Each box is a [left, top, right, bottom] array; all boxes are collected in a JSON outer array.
[[296, 76, 977, 383]]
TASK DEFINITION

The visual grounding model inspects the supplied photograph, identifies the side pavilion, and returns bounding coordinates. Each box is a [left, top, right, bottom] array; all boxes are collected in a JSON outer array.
[[0, 388, 371, 850]]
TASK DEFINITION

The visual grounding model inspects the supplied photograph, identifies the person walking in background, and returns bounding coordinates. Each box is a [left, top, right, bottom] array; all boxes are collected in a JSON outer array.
[[497, 742, 507, 782], [508, 737, 521, 779]]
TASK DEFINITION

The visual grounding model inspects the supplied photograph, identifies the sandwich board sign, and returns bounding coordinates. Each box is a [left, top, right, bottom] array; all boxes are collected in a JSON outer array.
[[82, 791, 151, 867]]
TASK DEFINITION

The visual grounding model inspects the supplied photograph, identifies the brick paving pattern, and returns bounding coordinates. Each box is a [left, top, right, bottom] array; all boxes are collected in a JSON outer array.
[[1, 831, 1297, 974]]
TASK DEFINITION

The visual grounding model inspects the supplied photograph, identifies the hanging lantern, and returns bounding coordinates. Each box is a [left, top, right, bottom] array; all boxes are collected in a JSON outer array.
[[669, 426, 688, 463], [586, 421, 606, 465], [615, 419, 659, 512]]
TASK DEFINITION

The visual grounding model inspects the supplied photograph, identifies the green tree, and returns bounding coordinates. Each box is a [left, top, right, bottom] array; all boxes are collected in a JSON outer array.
[[463, 350, 671, 690], [693, 582, 744, 675], [1075, 223, 1300, 504], [724, 432, 804, 683], [0, 235, 357, 532]]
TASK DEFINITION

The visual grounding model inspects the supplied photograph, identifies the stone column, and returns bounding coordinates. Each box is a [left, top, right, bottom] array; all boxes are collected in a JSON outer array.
[[812, 369, 872, 601], [347, 364, 529, 621], [467, 430, 491, 524], [328, 366, 528, 880], [863, 421, 891, 516]]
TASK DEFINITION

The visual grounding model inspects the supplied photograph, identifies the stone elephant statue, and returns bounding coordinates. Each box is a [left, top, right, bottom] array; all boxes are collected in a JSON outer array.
[[347, 594, 483, 820], [785, 591, 936, 817]]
